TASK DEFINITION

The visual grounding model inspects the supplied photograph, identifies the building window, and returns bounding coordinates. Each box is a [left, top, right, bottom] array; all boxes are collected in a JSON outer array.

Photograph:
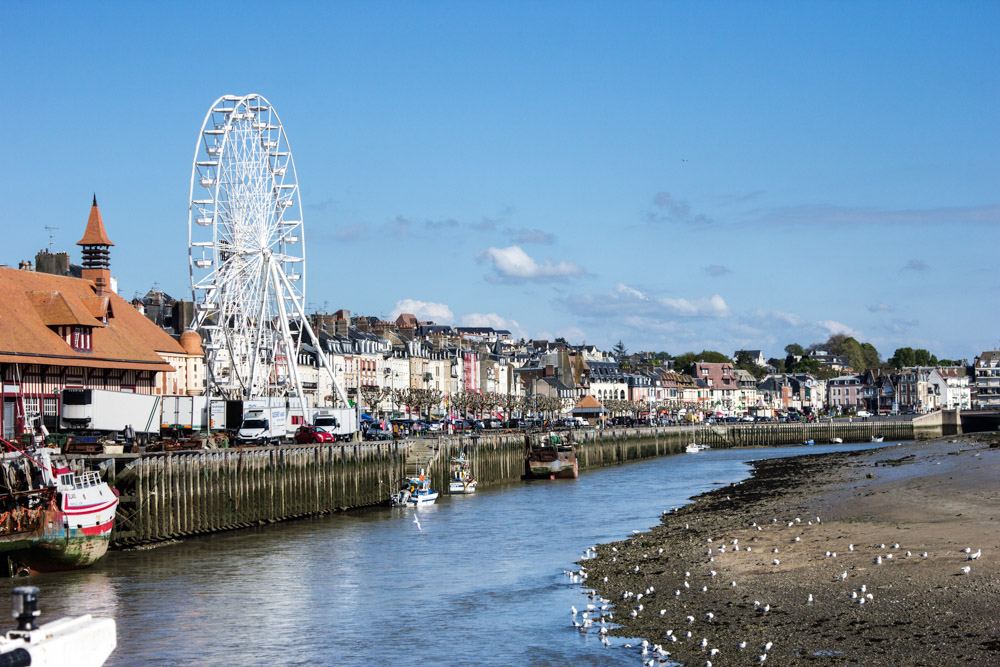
[[43, 398, 58, 416], [23, 397, 40, 418]]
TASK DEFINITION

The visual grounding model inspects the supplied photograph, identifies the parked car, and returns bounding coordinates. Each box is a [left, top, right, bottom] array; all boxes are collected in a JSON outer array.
[[739, 415, 754, 423], [294, 424, 336, 444], [363, 425, 393, 441], [856, 410, 873, 418]]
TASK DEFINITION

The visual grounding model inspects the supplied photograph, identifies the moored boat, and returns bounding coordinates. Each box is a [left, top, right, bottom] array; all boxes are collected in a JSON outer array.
[[525, 433, 578, 479], [448, 455, 477, 494], [803, 439, 816, 446], [871, 435, 884, 443], [685, 443, 707, 453], [830, 437, 843, 444], [0, 438, 118, 575], [391, 473, 439, 506]]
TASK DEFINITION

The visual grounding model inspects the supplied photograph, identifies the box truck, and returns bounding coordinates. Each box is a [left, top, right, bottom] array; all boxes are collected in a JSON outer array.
[[61, 389, 161, 437], [159, 395, 209, 434], [235, 403, 288, 445], [312, 408, 359, 442]]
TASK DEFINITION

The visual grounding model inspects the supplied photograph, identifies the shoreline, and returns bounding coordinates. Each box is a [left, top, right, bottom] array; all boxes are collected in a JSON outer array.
[[584, 434, 1000, 665]]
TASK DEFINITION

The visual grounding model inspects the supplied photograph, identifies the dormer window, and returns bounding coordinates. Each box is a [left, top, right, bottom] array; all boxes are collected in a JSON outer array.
[[68, 326, 93, 351]]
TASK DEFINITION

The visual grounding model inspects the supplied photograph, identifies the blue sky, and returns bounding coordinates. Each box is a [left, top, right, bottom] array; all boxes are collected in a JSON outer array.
[[2, 2, 998, 361]]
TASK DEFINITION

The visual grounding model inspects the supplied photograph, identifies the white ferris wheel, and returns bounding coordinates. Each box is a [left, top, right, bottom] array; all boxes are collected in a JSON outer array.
[[187, 93, 347, 406]]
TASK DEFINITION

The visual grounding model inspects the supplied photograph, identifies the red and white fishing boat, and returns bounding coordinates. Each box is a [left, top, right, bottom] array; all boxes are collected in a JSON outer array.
[[0, 437, 118, 574]]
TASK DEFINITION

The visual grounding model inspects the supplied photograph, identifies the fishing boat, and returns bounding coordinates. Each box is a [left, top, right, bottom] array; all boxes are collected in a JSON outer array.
[[830, 437, 843, 444], [871, 435, 884, 443], [0, 436, 118, 575], [448, 455, 477, 494], [525, 433, 578, 480], [391, 473, 439, 506]]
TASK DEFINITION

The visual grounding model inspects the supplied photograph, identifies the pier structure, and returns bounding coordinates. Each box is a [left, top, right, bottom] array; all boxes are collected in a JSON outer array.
[[62, 418, 938, 548]]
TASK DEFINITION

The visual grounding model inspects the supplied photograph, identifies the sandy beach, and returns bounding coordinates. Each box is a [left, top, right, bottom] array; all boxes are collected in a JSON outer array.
[[585, 434, 1000, 665]]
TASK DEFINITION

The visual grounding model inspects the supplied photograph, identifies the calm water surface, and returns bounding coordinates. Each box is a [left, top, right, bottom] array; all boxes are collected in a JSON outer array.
[[20, 442, 889, 666]]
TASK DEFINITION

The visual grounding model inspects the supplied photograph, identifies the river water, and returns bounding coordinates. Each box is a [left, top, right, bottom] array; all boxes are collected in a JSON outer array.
[[21, 442, 887, 666]]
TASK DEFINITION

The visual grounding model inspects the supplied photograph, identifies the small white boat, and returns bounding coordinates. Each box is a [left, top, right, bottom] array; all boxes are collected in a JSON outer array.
[[391, 474, 439, 506], [871, 436, 884, 443], [803, 439, 816, 446], [449, 479, 477, 494], [830, 437, 843, 444], [449, 455, 477, 494], [686, 443, 707, 453]]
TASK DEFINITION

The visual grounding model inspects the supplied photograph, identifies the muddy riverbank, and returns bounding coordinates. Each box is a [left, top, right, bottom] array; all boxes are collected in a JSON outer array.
[[586, 435, 1000, 665]]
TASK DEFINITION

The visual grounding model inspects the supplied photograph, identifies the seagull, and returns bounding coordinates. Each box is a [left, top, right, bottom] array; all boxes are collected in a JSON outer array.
[[840, 570, 848, 580], [961, 566, 972, 575], [739, 641, 748, 650], [861, 585, 867, 593], [759, 654, 768, 663], [807, 594, 814, 604], [892, 543, 900, 549], [762, 604, 770, 614], [687, 615, 695, 624], [772, 559, 781, 566], [848, 544, 854, 552], [969, 549, 982, 561], [963, 547, 972, 554], [731, 581, 737, 588], [710, 648, 720, 656], [705, 612, 715, 621], [413, 514, 422, 531], [922, 552, 929, 558], [660, 609, 666, 616], [765, 641, 773, 651], [571, 606, 578, 616], [874, 556, 882, 565]]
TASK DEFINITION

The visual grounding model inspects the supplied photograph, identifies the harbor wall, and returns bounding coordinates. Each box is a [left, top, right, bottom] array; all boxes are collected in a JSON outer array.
[[101, 442, 405, 547], [73, 418, 926, 547], [428, 419, 920, 492]]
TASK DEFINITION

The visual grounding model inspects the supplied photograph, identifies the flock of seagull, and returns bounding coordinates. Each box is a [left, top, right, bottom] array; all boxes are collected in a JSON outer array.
[[563, 506, 985, 665]]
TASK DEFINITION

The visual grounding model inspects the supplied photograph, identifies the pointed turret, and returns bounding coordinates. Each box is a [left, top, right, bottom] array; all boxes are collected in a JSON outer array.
[[77, 195, 114, 293], [77, 195, 115, 247]]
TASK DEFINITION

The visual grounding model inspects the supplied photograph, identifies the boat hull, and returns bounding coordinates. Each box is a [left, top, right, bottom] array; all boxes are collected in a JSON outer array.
[[449, 481, 477, 494], [0, 505, 114, 574]]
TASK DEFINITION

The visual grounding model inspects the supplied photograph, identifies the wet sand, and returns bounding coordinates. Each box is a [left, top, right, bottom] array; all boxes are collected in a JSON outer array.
[[586, 435, 1000, 665]]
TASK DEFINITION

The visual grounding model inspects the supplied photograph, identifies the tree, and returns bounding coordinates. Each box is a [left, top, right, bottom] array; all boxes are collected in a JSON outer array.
[[360, 386, 387, 416], [767, 357, 786, 373], [672, 350, 732, 375], [612, 340, 628, 360], [784, 343, 805, 357], [734, 351, 767, 379]]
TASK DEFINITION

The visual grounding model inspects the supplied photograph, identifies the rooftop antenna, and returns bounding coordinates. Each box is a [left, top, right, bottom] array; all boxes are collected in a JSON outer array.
[[43, 226, 59, 251]]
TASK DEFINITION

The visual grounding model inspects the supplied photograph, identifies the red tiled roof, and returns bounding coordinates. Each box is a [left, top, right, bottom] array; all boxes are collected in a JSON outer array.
[[0, 268, 180, 371], [76, 196, 115, 246]]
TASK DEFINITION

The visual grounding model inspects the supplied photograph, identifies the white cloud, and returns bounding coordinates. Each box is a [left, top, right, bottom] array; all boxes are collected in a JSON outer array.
[[657, 294, 730, 318], [614, 283, 648, 300], [819, 319, 862, 338], [482, 245, 584, 281], [460, 312, 525, 337], [391, 298, 454, 323]]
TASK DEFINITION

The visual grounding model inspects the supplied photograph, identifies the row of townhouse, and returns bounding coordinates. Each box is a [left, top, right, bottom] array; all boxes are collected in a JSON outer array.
[[826, 366, 974, 414]]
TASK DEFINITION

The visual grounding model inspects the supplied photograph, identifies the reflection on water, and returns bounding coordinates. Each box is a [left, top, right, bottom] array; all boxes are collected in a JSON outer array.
[[15, 442, 887, 666]]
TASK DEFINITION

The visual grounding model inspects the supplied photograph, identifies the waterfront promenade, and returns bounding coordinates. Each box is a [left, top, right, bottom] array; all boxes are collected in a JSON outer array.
[[74, 418, 932, 547]]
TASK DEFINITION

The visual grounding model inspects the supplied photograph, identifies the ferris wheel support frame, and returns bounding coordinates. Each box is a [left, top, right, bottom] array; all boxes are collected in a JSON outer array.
[[186, 92, 352, 418]]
